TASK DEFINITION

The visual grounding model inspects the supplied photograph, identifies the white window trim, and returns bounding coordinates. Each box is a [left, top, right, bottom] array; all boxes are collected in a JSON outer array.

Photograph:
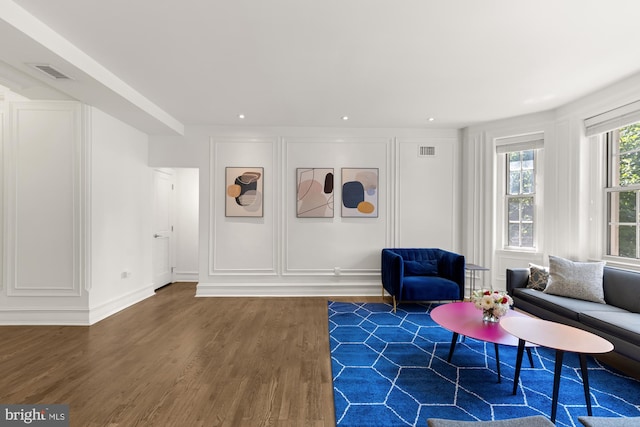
[[602, 126, 640, 262], [585, 100, 640, 137], [494, 133, 544, 253]]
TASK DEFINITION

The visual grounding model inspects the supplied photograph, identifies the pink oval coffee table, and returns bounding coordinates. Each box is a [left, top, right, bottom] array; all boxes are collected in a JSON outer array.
[[431, 301, 535, 382], [501, 316, 614, 423]]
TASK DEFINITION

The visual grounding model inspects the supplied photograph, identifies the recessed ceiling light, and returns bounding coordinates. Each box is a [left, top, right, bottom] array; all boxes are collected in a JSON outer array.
[[428, 117, 435, 122], [341, 116, 349, 121], [238, 113, 245, 119]]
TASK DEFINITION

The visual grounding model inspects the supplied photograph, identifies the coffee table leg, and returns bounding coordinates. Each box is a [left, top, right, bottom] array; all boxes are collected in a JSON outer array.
[[579, 353, 592, 416], [494, 343, 501, 383], [526, 347, 534, 367], [551, 350, 565, 424], [512, 338, 525, 395], [447, 332, 459, 363]]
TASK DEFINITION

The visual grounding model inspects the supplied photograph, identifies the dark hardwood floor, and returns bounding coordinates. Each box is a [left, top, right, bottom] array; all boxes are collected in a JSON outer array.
[[0, 284, 343, 426]]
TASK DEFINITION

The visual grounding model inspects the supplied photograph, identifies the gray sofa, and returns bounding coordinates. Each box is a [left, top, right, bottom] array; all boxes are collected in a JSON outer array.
[[506, 266, 640, 363]]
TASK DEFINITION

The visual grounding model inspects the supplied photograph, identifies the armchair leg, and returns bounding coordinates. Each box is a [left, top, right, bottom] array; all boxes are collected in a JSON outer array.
[[392, 296, 397, 313]]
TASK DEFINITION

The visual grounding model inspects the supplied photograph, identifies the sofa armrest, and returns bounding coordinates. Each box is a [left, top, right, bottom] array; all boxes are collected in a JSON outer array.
[[381, 249, 404, 297], [506, 268, 529, 295]]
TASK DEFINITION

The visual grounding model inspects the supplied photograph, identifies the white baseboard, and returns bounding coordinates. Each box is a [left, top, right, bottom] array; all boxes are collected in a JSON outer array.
[[0, 308, 92, 325], [88, 285, 155, 325], [195, 281, 382, 297], [173, 270, 198, 282], [0, 286, 155, 326]]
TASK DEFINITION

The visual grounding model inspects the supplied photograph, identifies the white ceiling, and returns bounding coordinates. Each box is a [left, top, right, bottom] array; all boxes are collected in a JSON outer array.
[[1, 0, 640, 135]]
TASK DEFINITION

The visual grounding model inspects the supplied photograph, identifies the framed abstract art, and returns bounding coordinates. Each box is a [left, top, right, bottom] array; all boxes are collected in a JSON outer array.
[[341, 168, 378, 218], [296, 168, 334, 218], [225, 167, 263, 217]]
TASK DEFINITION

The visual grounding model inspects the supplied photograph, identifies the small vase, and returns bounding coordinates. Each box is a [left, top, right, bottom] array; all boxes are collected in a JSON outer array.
[[482, 309, 500, 323]]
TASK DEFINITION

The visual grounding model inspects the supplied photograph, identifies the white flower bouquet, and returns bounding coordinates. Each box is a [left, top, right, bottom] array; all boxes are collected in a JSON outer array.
[[471, 289, 514, 322]]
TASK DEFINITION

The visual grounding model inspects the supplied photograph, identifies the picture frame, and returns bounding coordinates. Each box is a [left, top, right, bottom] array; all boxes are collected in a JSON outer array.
[[341, 168, 378, 218], [296, 168, 334, 218], [225, 167, 263, 217]]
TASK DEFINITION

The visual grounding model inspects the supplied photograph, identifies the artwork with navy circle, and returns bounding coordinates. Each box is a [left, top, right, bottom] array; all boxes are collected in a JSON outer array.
[[341, 168, 378, 217]]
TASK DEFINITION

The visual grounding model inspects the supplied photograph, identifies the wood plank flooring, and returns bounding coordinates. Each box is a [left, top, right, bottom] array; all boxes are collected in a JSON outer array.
[[0, 284, 344, 427], [1, 284, 638, 427]]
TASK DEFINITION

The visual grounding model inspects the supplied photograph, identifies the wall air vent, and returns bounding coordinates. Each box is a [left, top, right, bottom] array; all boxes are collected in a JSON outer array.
[[418, 146, 436, 157], [30, 64, 72, 80]]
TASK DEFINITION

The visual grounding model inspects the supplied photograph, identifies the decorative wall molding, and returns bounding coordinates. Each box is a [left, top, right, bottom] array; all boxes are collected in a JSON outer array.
[[4, 101, 86, 297], [196, 281, 381, 297], [0, 108, 4, 292], [82, 105, 92, 291], [209, 137, 278, 276], [282, 267, 380, 276]]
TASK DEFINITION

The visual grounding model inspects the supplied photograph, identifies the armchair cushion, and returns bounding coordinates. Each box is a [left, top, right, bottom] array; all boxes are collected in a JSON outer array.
[[403, 259, 438, 276]]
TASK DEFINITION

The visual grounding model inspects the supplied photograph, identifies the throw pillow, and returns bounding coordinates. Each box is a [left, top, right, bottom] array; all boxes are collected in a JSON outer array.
[[543, 255, 606, 303], [527, 263, 549, 291], [403, 259, 438, 276]]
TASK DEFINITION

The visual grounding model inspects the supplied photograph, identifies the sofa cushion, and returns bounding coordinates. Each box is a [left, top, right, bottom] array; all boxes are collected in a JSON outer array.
[[579, 311, 640, 346], [403, 259, 438, 276], [527, 263, 549, 291], [602, 267, 640, 313], [513, 288, 626, 321], [544, 256, 606, 303], [578, 416, 640, 427]]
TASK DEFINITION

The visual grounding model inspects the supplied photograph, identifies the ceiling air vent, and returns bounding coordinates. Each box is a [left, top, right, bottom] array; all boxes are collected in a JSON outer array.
[[418, 145, 436, 157], [30, 64, 72, 80]]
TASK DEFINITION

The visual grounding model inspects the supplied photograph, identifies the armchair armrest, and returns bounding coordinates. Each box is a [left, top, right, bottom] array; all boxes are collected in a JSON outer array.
[[437, 249, 465, 300], [506, 268, 530, 295], [381, 249, 404, 297]]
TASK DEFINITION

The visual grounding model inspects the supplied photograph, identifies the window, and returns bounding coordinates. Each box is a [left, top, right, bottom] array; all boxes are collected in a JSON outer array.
[[495, 132, 543, 251], [506, 150, 535, 247], [606, 123, 640, 258]]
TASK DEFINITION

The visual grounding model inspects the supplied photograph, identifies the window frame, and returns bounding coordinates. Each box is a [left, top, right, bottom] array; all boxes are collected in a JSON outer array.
[[494, 134, 544, 254], [604, 126, 640, 259], [504, 149, 537, 249]]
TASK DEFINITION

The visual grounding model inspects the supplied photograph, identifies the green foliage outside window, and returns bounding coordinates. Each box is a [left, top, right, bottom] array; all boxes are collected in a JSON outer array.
[[616, 123, 640, 186], [608, 123, 640, 258]]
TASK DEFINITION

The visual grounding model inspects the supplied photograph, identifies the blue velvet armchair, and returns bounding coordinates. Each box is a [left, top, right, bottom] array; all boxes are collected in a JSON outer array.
[[381, 248, 465, 311]]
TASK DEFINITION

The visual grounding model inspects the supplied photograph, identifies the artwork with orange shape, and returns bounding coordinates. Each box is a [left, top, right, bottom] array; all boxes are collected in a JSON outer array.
[[225, 167, 263, 217], [341, 168, 378, 218]]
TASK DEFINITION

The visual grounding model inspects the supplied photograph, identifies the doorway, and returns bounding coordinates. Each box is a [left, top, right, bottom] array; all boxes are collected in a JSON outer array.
[[152, 168, 199, 289]]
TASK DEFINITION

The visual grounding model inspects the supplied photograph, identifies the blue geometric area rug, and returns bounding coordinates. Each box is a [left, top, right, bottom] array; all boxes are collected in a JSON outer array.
[[329, 301, 640, 427]]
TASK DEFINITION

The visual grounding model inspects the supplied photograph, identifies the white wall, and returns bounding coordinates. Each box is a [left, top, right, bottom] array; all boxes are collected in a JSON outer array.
[[0, 101, 89, 324], [88, 107, 154, 323], [397, 136, 460, 248], [174, 168, 199, 281], [149, 127, 462, 296], [462, 71, 640, 291]]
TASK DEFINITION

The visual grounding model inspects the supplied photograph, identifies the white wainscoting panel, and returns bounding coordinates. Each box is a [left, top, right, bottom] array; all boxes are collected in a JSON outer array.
[[5, 102, 85, 296], [210, 138, 278, 275], [283, 137, 391, 276]]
